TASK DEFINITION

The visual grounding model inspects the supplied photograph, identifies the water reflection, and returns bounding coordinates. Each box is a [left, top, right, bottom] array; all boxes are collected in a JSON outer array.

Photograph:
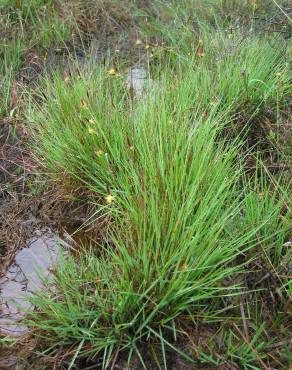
[[0, 229, 63, 336]]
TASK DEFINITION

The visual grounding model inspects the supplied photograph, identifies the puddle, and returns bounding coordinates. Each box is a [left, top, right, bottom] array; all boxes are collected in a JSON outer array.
[[126, 67, 149, 98], [0, 229, 65, 336]]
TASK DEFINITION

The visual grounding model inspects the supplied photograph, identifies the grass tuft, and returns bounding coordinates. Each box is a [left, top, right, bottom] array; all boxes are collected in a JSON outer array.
[[26, 61, 291, 367]]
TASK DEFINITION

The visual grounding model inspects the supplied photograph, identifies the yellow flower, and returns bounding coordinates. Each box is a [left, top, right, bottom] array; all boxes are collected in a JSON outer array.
[[105, 194, 115, 204], [95, 149, 103, 157], [181, 263, 188, 271], [129, 146, 134, 151], [275, 72, 282, 77], [89, 119, 95, 124], [88, 127, 95, 134], [135, 39, 142, 45], [145, 44, 150, 49], [64, 74, 70, 83], [108, 68, 117, 76]]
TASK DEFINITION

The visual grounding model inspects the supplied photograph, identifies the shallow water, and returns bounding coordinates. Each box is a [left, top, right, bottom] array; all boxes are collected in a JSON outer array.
[[0, 229, 64, 336], [126, 67, 148, 98]]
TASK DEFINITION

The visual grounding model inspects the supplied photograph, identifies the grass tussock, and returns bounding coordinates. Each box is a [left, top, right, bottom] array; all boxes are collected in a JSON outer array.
[[26, 59, 291, 367]]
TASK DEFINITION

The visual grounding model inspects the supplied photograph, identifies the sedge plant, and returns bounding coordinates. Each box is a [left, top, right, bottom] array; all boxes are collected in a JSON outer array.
[[24, 59, 290, 368]]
